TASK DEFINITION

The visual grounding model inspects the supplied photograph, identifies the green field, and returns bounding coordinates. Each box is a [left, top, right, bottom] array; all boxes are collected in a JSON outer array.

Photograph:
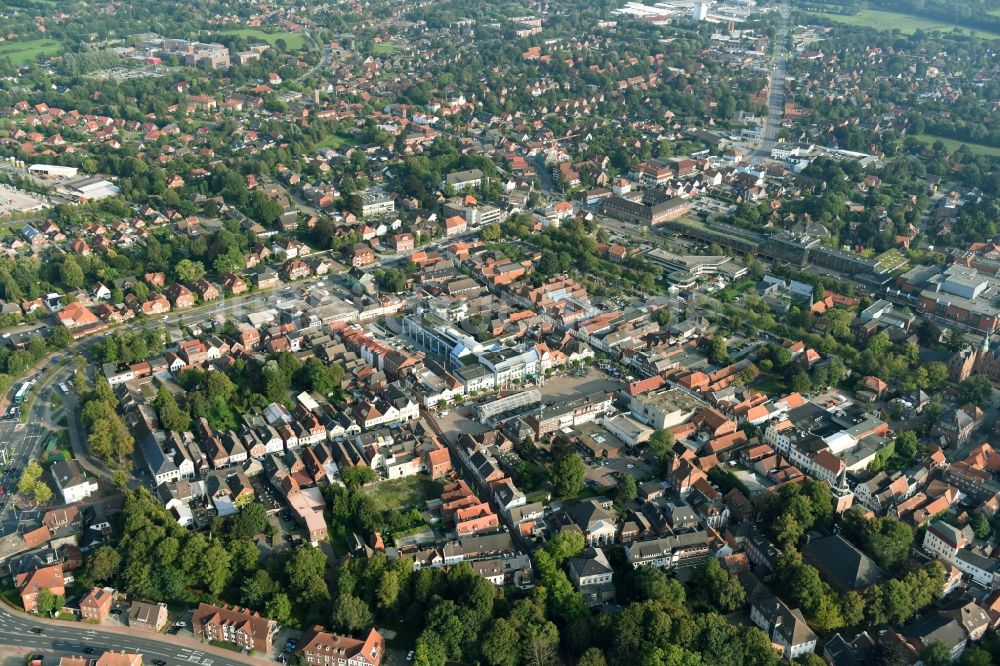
[[216, 28, 308, 51], [371, 41, 399, 55], [362, 474, 441, 512], [0, 38, 62, 65], [914, 133, 1000, 157], [814, 9, 1000, 38], [317, 133, 360, 149]]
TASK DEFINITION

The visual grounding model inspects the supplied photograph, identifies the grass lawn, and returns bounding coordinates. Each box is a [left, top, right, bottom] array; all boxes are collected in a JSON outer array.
[[209, 640, 247, 654], [363, 474, 441, 512], [0, 39, 62, 65], [719, 278, 756, 303], [316, 133, 359, 150], [371, 41, 399, 55], [216, 29, 308, 51], [752, 374, 788, 395], [913, 133, 1000, 158], [813, 9, 1000, 38], [526, 489, 551, 504]]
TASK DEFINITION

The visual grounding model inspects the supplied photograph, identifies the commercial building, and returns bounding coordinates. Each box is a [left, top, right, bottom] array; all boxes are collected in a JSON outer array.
[[895, 263, 1000, 333], [602, 193, 690, 226], [624, 532, 710, 570], [527, 392, 612, 438]]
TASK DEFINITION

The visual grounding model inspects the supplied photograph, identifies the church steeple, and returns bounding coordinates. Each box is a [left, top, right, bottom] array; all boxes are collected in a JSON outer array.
[[830, 465, 854, 514]]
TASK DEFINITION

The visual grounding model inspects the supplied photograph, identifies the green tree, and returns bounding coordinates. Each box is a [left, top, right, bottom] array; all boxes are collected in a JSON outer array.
[[175, 259, 206, 283], [85, 545, 122, 583], [690, 557, 746, 613], [921, 642, 953, 666], [60, 256, 85, 289], [154, 385, 190, 432], [228, 539, 261, 574], [956, 374, 993, 407], [743, 626, 781, 666], [377, 570, 400, 610], [481, 224, 501, 242], [544, 531, 585, 566], [960, 648, 993, 666], [36, 588, 63, 616], [647, 429, 674, 458], [970, 513, 992, 540], [265, 592, 293, 625], [616, 474, 638, 503], [49, 326, 73, 349], [481, 619, 520, 666], [550, 451, 585, 498], [200, 541, 231, 596], [33, 482, 52, 504], [331, 594, 373, 633], [709, 337, 729, 365], [576, 648, 607, 666], [231, 501, 270, 540], [413, 630, 447, 666], [341, 465, 376, 488]]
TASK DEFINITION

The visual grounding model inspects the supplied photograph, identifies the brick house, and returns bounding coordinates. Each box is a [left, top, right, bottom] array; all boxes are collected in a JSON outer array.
[[283, 259, 312, 281], [444, 215, 467, 236], [223, 272, 248, 295], [141, 294, 171, 315], [391, 233, 414, 252], [16, 563, 66, 612], [80, 586, 114, 621], [299, 626, 384, 666], [192, 603, 278, 653], [350, 245, 376, 268], [195, 279, 220, 301], [166, 283, 195, 308]]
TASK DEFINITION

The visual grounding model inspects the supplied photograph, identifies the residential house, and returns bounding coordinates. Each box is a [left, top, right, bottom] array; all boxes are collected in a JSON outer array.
[[51, 460, 98, 504], [750, 596, 818, 660], [191, 603, 278, 653], [16, 563, 66, 612], [80, 586, 114, 621], [299, 626, 383, 666], [128, 600, 169, 632], [567, 547, 616, 607]]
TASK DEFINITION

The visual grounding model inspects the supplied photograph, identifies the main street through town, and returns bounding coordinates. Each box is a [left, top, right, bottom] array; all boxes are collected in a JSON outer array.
[[0, 602, 269, 666], [751, 1, 790, 162]]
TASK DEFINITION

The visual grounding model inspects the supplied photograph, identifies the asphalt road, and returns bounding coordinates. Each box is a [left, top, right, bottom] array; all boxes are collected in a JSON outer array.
[[0, 421, 43, 533], [0, 603, 268, 666], [750, 1, 790, 163]]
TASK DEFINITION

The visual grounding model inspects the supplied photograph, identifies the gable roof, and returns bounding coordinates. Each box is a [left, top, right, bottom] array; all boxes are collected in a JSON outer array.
[[802, 534, 886, 592]]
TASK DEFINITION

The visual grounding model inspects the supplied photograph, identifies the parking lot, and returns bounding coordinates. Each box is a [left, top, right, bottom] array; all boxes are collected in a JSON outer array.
[[538, 366, 624, 402]]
